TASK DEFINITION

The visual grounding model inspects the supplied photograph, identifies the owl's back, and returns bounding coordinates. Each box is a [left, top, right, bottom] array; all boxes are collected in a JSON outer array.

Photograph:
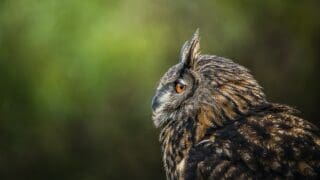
[[184, 103, 320, 179]]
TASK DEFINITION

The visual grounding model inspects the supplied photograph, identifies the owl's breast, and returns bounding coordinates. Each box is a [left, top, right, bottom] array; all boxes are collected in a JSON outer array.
[[160, 117, 197, 179]]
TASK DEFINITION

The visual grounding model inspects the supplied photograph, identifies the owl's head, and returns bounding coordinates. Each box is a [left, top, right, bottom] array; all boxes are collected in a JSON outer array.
[[152, 30, 266, 128]]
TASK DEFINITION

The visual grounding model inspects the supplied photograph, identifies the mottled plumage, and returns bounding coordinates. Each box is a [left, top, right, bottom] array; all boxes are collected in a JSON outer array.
[[151, 30, 320, 180]]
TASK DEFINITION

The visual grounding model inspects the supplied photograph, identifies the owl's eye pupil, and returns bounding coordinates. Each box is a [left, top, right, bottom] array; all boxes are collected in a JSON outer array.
[[175, 81, 186, 94]]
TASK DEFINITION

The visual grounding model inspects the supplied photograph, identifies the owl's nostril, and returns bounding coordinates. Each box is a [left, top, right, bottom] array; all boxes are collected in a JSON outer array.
[[151, 96, 161, 111]]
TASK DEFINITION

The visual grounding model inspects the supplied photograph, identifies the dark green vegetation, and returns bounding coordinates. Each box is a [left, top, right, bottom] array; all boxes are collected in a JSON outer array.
[[0, 0, 319, 179]]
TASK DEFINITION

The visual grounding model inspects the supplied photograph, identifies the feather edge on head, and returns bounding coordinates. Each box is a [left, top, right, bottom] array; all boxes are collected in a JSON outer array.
[[180, 29, 201, 69]]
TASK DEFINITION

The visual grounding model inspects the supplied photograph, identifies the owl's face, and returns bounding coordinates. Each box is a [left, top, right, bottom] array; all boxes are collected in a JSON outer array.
[[151, 62, 198, 127], [151, 30, 265, 128]]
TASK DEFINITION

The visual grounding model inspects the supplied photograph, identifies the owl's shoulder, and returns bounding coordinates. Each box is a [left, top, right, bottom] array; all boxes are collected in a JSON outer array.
[[185, 104, 320, 179]]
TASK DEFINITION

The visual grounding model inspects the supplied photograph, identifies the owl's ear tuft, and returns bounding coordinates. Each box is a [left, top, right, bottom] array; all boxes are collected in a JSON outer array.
[[180, 29, 200, 69]]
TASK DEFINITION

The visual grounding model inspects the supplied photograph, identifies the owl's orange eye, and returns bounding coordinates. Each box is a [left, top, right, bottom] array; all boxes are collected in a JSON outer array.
[[175, 82, 186, 94]]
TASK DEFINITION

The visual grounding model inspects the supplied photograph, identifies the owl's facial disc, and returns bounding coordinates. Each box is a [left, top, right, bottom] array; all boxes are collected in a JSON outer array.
[[151, 64, 197, 127]]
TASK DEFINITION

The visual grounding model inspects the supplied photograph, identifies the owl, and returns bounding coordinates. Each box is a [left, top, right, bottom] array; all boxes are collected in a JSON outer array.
[[151, 30, 320, 180]]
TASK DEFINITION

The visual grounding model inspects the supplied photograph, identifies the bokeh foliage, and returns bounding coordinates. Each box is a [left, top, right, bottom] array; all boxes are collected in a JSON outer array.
[[0, 0, 319, 179]]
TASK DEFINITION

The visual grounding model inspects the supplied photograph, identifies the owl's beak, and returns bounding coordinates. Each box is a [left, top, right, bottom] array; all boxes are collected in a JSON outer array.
[[151, 95, 160, 112]]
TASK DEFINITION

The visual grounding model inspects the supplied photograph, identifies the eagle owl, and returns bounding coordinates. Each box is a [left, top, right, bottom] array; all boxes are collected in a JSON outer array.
[[151, 30, 320, 179]]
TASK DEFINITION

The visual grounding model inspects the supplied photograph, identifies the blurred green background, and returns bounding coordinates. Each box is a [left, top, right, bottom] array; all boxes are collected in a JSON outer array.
[[0, 0, 319, 179]]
